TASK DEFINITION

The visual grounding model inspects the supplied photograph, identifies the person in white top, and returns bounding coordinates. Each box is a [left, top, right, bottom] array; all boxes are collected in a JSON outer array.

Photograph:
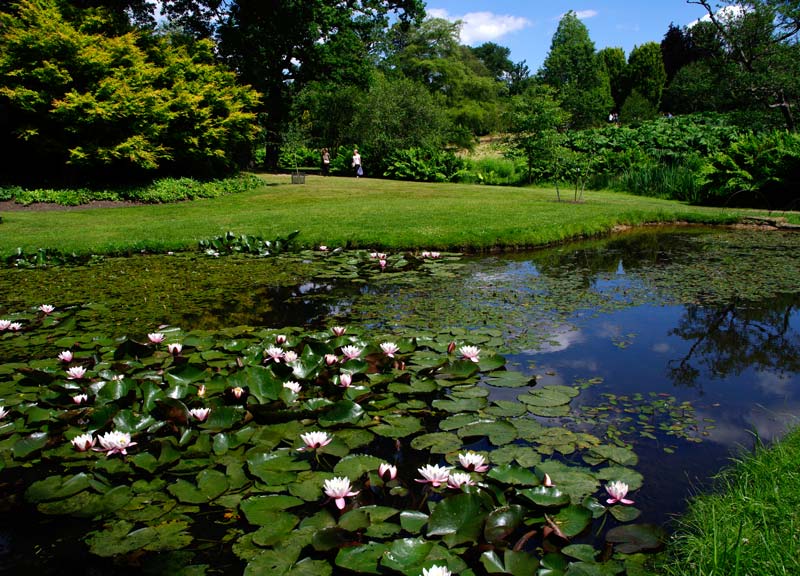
[[352, 149, 362, 178]]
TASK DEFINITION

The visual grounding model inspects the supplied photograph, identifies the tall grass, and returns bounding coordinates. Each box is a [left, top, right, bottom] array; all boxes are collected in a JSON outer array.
[[659, 428, 800, 575], [456, 157, 524, 185], [617, 164, 701, 203]]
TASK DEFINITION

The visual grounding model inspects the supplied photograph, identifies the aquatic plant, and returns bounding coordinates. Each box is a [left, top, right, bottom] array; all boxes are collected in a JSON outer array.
[[0, 303, 665, 574]]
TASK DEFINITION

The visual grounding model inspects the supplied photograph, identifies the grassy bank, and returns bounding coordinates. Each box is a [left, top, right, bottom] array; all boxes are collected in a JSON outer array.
[[659, 427, 800, 575], [0, 173, 770, 257]]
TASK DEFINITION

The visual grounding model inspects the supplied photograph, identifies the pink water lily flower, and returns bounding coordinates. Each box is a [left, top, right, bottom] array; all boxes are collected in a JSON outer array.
[[605, 481, 635, 505], [379, 462, 397, 481], [167, 343, 182, 355], [341, 345, 362, 360], [339, 373, 352, 388], [380, 342, 399, 357], [275, 334, 287, 344], [148, 332, 165, 344], [429, 251, 441, 259], [39, 304, 55, 314], [332, 326, 346, 336], [71, 433, 95, 452], [58, 350, 73, 363], [283, 381, 302, 394], [72, 394, 88, 405], [458, 452, 489, 473], [8, 322, 22, 331], [448, 472, 476, 489], [543, 473, 555, 487], [379, 259, 387, 269], [324, 354, 338, 365], [319, 245, 328, 252], [323, 477, 359, 510], [94, 431, 136, 456], [298, 431, 332, 451], [66, 366, 87, 380], [416, 464, 451, 487], [189, 408, 211, 421], [0, 320, 10, 330], [0, 406, 8, 420], [231, 386, 245, 399], [265, 346, 284, 362], [283, 350, 298, 363], [459, 345, 481, 363]]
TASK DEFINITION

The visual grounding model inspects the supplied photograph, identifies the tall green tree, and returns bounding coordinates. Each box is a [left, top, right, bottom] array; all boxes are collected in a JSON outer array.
[[0, 0, 259, 183], [626, 42, 667, 109], [538, 11, 613, 128], [597, 46, 628, 110], [175, 0, 425, 167]]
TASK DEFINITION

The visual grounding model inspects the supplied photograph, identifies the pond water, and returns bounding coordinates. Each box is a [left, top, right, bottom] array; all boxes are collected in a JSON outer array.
[[2, 226, 800, 573]]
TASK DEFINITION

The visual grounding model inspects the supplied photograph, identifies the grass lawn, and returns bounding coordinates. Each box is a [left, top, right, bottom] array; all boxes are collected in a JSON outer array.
[[0, 173, 773, 257]]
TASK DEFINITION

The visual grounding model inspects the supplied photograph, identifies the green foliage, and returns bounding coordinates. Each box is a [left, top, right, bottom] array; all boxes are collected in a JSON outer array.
[[383, 148, 466, 183], [198, 230, 300, 257], [618, 164, 701, 203], [697, 130, 800, 206], [620, 90, 659, 124], [0, 0, 260, 184], [626, 42, 667, 108], [598, 46, 629, 110], [454, 157, 524, 186], [538, 11, 614, 128], [0, 174, 264, 207]]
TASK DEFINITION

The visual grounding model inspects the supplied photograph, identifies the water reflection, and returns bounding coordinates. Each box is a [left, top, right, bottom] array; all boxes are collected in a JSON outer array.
[[3, 228, 800, 526]]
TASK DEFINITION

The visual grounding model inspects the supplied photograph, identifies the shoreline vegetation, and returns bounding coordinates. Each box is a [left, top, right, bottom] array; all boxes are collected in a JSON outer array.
[[2, 173, 798, 260], [3, 174, 800, 574]]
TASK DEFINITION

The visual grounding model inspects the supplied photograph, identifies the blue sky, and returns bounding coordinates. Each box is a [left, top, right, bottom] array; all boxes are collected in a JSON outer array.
[[425, 1, 712, 70]]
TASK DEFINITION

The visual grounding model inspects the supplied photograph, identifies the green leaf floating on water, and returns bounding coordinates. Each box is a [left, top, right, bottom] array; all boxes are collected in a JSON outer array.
[[240, 495, 305, 524], [605, 524, 666, 554], [410, 432, 462, 454], [335, 542, 387, 574], [86, 520, 193, 557], [167, 469, 229, 504], [518, 486, 571, 507], [457, 420, 518, 446], [25, 473, 93, 503], [550, 505, 592, 538], [371, 414, 423, 438]]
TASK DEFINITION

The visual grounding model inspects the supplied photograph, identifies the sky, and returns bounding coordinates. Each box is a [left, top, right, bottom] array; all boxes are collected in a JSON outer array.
[[424, 1, 713, 70]]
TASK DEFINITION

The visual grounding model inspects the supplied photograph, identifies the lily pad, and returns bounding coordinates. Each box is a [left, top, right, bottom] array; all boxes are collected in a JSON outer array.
[[605, 524, 666, 553]]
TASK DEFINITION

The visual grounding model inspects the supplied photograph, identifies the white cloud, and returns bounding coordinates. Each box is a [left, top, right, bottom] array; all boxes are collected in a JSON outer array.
[[427, 9, 532, 45], [574, 10, 599, 20]]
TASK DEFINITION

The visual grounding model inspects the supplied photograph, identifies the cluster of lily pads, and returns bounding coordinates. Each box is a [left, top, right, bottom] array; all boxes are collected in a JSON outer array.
[[0, 303, 664, 575]]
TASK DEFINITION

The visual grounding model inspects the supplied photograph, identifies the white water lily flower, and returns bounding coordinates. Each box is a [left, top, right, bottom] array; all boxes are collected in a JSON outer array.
[[378, 462, 397, 481], [283, 381, 302, 394], [380, 342, 399, 357], [422, 565, 452, 576], [147, 332, 165, 343], [58, 350, 73, 362], [458, 451, 489, 472], [72, 394, 88, 405], [459, 345, 480, 362], [39, 304, 55, 314], [298, 431, 332, 451], [8, 322, 22, 331], [167, 343, 183, 354], [66, 366, 86, 380], [94, 431, 136, 456], [189, 408, 211, 421], [0, 320, 10, 330], [283, 350, 298, 363], [415, 464, 451, 487], [331, 326, 346, 336], [265, 345, 284, 362], [341, 345, 362, 360], [448, 472, 476, 489], [323, 477, 359, 510], [605, 480, 634, 505], [0, 406, 8, 420], [71, 433, 95, 452]]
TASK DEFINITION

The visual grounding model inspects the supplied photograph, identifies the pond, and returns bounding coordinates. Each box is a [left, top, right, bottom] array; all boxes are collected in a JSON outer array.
[[1, 226, 800, 575]]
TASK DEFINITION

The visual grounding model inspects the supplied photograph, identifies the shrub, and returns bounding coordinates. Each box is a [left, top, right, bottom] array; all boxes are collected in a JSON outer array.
[[383, 148, 466, 182], [618, 164, 701, 203]]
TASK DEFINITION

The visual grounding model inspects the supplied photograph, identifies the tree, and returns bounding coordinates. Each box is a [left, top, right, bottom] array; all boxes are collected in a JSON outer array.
[[538, 11, 613, 128], [162, 0, 425, 167], [506, 84, 570, 190], [383, 17, 504, 136], [470, 42, 514, 84], [688, 0, 800, 130], [0, 0, 260, 184], [346, 73, 452, 175], [661, 23, 697, 82], [626, 42, 667, 109], [598, 47, 628, 110]]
